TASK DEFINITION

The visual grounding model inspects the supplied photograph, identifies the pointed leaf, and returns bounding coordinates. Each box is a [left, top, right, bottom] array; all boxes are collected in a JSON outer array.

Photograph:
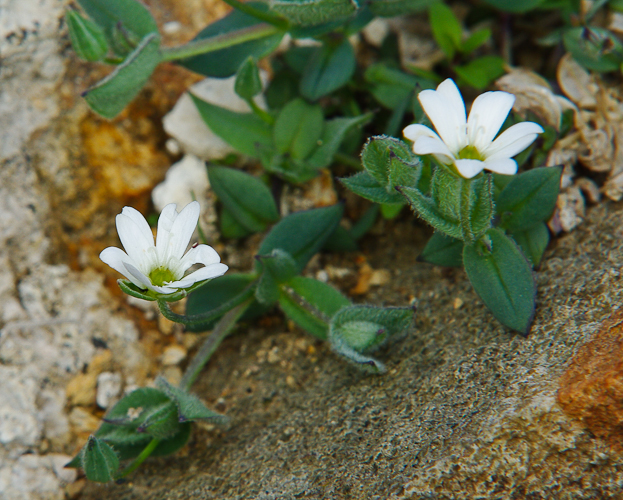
[[398, 185, 463, 240], [234, 56, 263, 99], [273, 98, 324, 160], [496, 166, 562, 231], [82, 436, 120, 483], [156, 377, 228, 424], [509, 222, 550, 267], [82, 33, 161, 119], [429, 2, 462, 59], [191, 94, 272, 158], [136, 401, 180, 439], [360, 135, 415, 185], [341, 171, 406, 204], [419, 232, 464, 267], [300, 39, 356, 101], [463, 228, 536, 335], [208, 166, 279, 233], [455, 56, 505, 90], [279, 276, 351, 339], [178, 3, 284, 77], [307, 113, 373, 169], [66, 10, 108, 62], [257, 204, 344, 272]]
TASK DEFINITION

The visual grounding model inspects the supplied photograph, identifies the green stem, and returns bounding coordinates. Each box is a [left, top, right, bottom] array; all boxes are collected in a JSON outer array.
[[220, 0, 289, 29], [181, 298, 253, 390], [459, 177, 474, 244], [246, 98, 274, 125], [157, 282, 256, 327], [161, 24, 282, 62], [118, 438, 161, 478]]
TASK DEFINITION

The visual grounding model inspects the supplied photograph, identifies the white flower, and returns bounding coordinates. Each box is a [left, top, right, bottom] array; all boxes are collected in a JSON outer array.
[[100, 201, 227, 296], [403, 78, 544, 179]]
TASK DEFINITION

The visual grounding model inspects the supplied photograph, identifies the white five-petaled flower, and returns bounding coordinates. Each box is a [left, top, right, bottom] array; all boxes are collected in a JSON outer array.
[[100, 201, 228, 296], [403, 78, 544, 179]]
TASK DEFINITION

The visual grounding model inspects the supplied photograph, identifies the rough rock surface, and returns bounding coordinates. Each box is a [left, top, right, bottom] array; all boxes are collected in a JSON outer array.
[[80, 201, 623, 500]]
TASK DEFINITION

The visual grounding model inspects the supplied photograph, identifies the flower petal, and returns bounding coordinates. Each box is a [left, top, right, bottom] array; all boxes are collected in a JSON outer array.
[[179, 244, 222, 273], [484, 122, 544, 161], [168, 263, 229, 289], [124, 262, 177, 294], [454, 159, 485, 179], [167, 201, 200, 260], [99, 247, 144, 287], [403, 124, 437, 143], [418, 79, 467, 154], [412, 135, 455, 162], [467, 91, 515, 152], [482, 158, 518, 175], [156, 204, 179, 262], [116, 213, 157, 273], [120, 207, 154, 245]]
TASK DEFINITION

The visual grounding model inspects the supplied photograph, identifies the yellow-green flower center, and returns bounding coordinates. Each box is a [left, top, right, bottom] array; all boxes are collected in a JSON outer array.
[[149, 267, 176, 286], [457, 145, 484, 161]]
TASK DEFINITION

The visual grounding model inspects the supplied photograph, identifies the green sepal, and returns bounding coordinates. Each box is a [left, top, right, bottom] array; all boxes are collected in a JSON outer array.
[[278, 276, 351, 339], [82, 33, 161, 119], [208, 166, 279, 234], [463, 228, 536, 335], [329, 305, 414, 373], [509, 222, 550, 267], [397, 185, 463, 240], [496, 166, 562, 232], [300, 39, 356, 101], [269, 0, 358, 26], [82, 436, 120, 483], [177, 3, 284, 78], [190, 94, 272, 158], [185, 274, 264, 332], [76, 0, 158, 57], [418, 232, 464, 267], [273, 98, 324, 160], [117, 278, 211, 303], [155, 377, 228, 424], [306, 113, 373, 169], [66, 10, 109, 62], [255, 249, 299, 305], [234, 56, 263, 100], [257, 204, 343, 273]]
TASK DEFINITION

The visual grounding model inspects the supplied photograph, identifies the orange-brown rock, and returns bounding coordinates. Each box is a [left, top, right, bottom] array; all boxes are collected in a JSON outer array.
[[557, 312, 623, 450]]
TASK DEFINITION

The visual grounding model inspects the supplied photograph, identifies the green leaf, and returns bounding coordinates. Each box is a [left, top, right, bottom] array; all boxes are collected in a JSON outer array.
[[76, 0, 158, 57], [82, 436, 120, 483], [380, 202, 403, 219], [429, 2, 462, 59], [82, 33, 161, 119], [563, 27, 623, 73], [463, 228, 536, 335], [455, 56, 506, 90], [255, 249, 299, 305], [177, 3, 284, 77], [496, 166, 562, 231], [361, 135, 415, 186], [156, 377, 228, 424], [191, 94, 272, 158], [208, 166, 279, 233], [322, 225, 359, 252], [418, 232, 464, 267], [66, 10, 108, 62], [258, 204, 344, 272], [300, 39, 356, 101], [279, 275, 351, 339], [509, 222, 550, 267], [269, 0, 358, 26], [220, 206, 253, 239], [234, 56, 263, 100], [481, 0, 546, 11], [461, 28, 491, 54], [137, 401, 180, 439], [306, 113, 373, 170], [341, 171, 405, 204], [364, 64, 435, 110], [369, 0, 436, 16], [185, 273, 265, 332], [398, 185, 463, 240], [273, 98, 324, 160]]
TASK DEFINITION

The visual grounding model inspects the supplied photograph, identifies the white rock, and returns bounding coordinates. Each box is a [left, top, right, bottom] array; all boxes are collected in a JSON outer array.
[[152, 154, 209, 212], [162, 345, 187, 366], [0, 367, 40, 450], [362, 18, 390, 47], [162, 74, 267, 160], [96, 372, 123, 409]]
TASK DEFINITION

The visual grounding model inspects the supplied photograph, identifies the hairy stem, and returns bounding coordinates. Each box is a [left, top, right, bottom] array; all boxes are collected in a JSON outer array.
[[118, 438, 161, 478], [181, 298, 253, 390], [459, 177, 474, 244], [220, 0, 289, 29]]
